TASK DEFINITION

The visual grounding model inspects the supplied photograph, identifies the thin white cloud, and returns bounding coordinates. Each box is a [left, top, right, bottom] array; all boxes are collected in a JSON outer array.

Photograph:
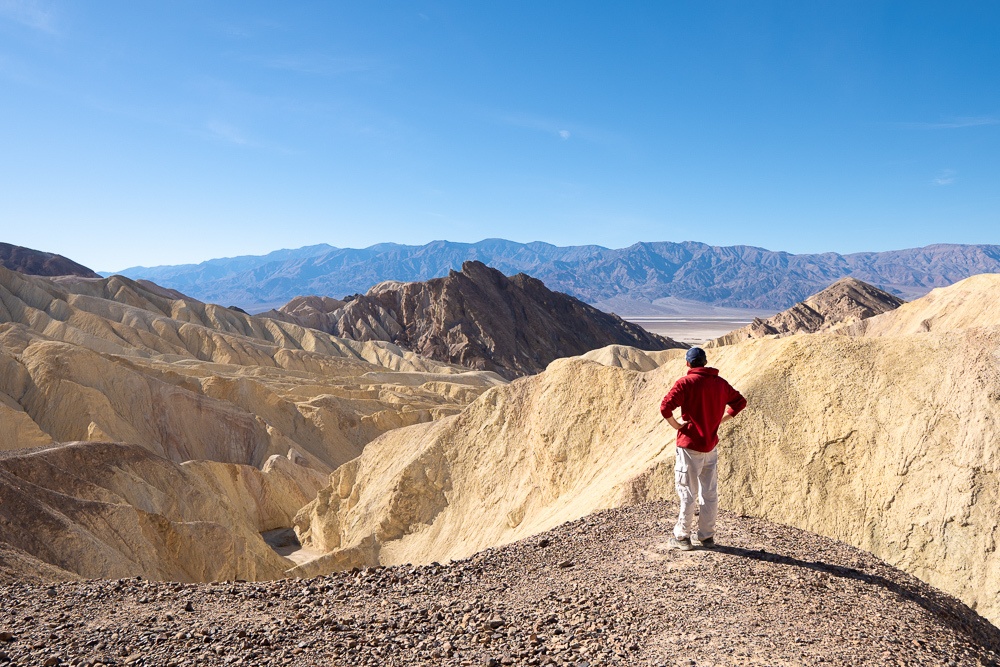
[[205, 121, 248, 146], [497, 111, 619, 145], [237, 53, 382, 77], [0, 0, 56, 33], [201, 119, 296, 154], [932, 169, 957, 186], [902, 116, 999, 130]]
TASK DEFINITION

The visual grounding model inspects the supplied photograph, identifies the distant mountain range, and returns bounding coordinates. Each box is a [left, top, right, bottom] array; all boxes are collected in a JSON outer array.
[[111, 239, 1000, 314]]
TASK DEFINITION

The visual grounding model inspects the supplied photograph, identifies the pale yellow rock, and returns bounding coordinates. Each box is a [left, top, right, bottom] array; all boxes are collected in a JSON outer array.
[[295, 277, 1000, 626], [0, 265, 503, 582], [844, 273, 1000, 337], [580, 345, 683, 372], [0, 266, 504, 471], [0, 442, 318, 581]]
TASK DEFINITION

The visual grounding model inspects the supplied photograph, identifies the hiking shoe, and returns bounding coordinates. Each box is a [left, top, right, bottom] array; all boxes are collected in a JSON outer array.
[[699, 537, 717, 549], [669, 536, 694, 551]]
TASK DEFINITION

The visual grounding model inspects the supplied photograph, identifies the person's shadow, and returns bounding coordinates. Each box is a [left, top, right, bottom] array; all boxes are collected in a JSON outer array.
[[712, 545, 1000, 655]]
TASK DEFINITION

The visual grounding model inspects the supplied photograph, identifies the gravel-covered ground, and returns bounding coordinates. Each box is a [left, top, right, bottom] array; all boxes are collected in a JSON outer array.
[[1, 500, 997, 667]]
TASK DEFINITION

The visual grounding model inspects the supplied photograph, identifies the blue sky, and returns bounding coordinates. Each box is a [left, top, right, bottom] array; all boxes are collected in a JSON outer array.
[[1, 1, 998, 271]]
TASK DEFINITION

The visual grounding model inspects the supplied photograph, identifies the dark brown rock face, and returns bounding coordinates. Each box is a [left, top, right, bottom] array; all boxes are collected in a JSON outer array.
[[267, 261, 686, 379], [710, 277, 904, 346], [0, 243, 100, 278]]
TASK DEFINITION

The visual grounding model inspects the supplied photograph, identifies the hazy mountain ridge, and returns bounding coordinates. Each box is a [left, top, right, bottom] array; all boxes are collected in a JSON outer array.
[[113, 239, 1000, 312]]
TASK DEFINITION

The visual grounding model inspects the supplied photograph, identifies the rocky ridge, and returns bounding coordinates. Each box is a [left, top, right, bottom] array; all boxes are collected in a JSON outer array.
[[708, 277, 904, 346], [293, 275, 1000, 627], [1, 502, 998, 667], [263, 261, 685, 379], [0, 243, 100, 279]]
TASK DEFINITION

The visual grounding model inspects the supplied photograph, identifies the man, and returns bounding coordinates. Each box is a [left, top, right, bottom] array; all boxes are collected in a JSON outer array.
[[660, 346, 747, 551]]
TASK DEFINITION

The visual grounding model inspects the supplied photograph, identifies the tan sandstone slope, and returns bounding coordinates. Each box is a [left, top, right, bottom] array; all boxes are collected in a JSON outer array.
[[708, 276, 904, 346], [0, 442, 328, 581], [0, 265, 503, 581], [294, 274, 1000, 626], [843, 272, 1000, 336], [0, 265, 503, 470]]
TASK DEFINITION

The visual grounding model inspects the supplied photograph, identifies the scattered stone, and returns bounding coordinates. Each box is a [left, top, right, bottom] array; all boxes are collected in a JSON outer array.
[[0, 502, 996, 666]]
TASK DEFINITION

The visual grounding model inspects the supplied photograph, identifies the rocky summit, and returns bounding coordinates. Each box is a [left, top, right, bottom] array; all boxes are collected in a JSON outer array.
[[0, 502, 997, 667], [263, 260, 686, 379], [708, 277, 904, 346]]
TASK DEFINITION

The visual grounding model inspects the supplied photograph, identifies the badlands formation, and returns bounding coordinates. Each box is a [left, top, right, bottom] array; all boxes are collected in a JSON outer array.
[[265, 260, 684, 379], [294, 274, 1000, 629], [708, 276, 904, 346], [0, 264, 503, 581], [1, 252, 999, 663]]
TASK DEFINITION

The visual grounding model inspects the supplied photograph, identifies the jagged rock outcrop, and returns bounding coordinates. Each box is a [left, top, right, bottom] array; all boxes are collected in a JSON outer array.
[[265, 261, 686, 379], [294, 275, 1000, 627], [266, 295, 347, 332], [0, 264, 503, 581], [708, 276, 904, 346], [0, 242, 100, 278]]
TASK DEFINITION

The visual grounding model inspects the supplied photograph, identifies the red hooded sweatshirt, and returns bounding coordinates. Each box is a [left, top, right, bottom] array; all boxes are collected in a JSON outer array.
[[660, 367, 747, 453]]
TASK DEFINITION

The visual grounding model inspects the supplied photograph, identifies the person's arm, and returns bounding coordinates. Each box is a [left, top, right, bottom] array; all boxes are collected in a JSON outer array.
[[721, 383, 747, 425], [660, 379, 687, 430], [666, 414, 686, 430]]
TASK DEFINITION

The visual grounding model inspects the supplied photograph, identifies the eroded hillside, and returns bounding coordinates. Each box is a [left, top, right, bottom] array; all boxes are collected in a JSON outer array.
[[294, 274, 1000, 627], [0, 265, 503, 581]]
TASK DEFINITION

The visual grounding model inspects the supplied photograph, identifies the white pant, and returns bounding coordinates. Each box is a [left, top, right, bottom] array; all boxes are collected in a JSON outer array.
[[674, 446, 719, 541]]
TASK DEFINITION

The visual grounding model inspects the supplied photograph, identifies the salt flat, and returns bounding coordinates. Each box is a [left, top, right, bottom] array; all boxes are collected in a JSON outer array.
[[624, 317, 758, 345]]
